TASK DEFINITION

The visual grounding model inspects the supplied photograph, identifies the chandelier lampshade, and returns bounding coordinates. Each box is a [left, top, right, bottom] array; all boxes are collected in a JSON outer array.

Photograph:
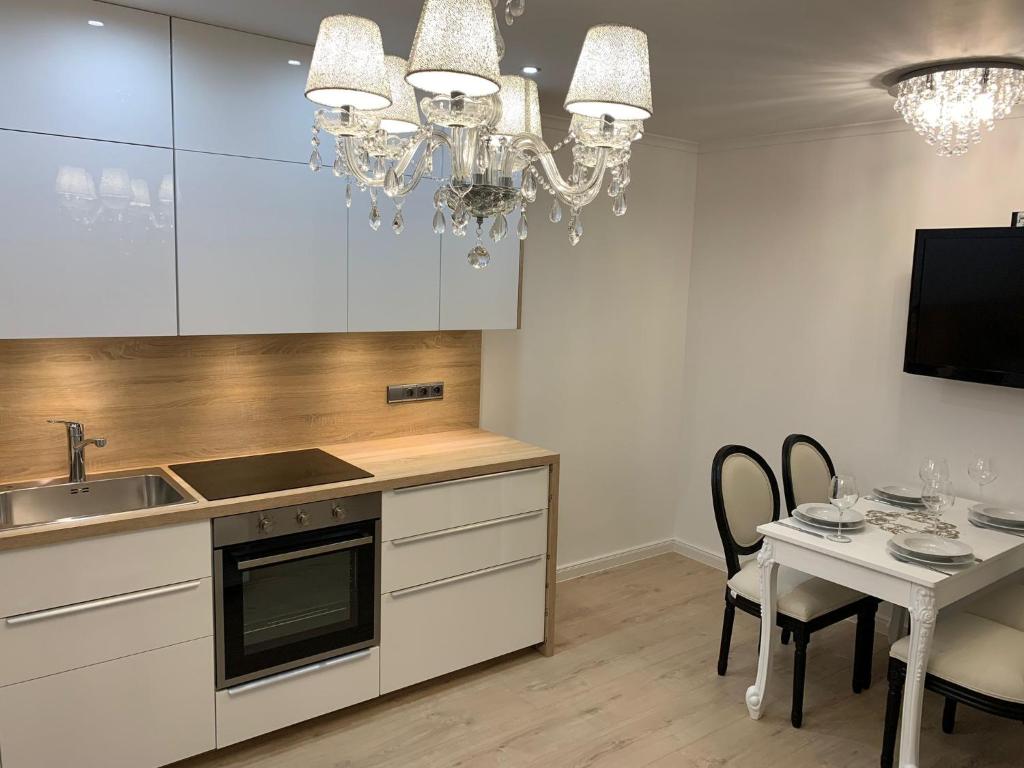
[[493, 75, 542, 137], [305, 15, 391, 109], [405, 0, 501, 97], [889, 60, 1024, 156], [377, 56, 422, 134], [564, 24, 652, 120]]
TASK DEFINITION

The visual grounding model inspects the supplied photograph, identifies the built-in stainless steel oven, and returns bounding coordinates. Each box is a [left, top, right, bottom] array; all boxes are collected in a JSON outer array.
[[213, 493, 380, 690]]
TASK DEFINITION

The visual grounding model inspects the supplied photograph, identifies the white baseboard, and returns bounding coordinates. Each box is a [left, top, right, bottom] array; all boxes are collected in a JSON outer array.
[[556, 537, 725, 582]]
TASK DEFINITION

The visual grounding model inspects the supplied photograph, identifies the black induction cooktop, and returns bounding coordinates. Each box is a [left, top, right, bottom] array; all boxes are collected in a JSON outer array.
[[169, 449, 373, 501]]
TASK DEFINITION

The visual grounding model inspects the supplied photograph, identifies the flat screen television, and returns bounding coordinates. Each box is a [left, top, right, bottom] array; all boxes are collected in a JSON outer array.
[[904, 227, 1024, 389]]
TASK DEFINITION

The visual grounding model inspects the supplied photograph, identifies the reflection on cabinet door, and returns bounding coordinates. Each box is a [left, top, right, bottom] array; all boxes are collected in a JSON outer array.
[[441, 232, 521, 330], [0, 0, 172, 146], [0, 131, 177, 339], [175, 152, 348, 336], [348, 184, 441, 332], [172, 19, 314, 162]]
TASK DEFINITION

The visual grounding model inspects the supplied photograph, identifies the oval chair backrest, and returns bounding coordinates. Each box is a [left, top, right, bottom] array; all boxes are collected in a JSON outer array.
[[711, 445, 780, 577], [782, 434, 836, 514]]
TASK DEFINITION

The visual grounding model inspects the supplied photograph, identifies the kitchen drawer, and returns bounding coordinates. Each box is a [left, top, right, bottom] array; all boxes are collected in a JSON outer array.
[[216, 647, 379, 748], [382, 466, 549, 541], [0, 577, 212, 688], [0, 521, 210, 618], [380, 555, 545, 694], [0, 636, 215, 768], [382, 509, 547, 593]]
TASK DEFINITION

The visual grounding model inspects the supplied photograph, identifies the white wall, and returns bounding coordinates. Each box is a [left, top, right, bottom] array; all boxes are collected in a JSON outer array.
[[481, 125, 698, 568], [677, 118, 1024, 556]]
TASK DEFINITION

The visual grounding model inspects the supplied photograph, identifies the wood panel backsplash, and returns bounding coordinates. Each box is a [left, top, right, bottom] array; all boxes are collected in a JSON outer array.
[[0, 332, 481, 483]]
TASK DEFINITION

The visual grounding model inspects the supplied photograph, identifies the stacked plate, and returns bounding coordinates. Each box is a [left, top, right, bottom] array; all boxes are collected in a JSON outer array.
[[887, 532, 975, 569], [969, 504, 1024, 534], [872, 485, 925, 509], [793, 503, 866, 533]]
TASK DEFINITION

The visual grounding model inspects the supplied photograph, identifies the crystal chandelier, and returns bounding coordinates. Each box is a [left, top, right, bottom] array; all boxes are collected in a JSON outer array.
[[889, 60, 1024, 157], [303, 0, 652, 267]]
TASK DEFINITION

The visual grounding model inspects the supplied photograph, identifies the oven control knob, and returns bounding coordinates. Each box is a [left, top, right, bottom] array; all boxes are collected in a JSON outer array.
[[257, 515, 273, 534], [296, 509, 309, 527], [331, 504, 344, 519]]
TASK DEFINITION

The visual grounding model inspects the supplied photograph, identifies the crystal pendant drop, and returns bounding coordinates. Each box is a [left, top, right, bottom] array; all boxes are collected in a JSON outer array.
[[308, 148, 322, 172], [392, 208, 404, 234], [510, 0, 526, 17], [613, 191, 628, 217], [452, 206, 468, 237], [607, 178, 620, 198], [433, 187, 444, 210], [344, 181, 352, 209], [384, 167, 401, 197], [432, 207, 446, 235], [333, 149, 346, 177], [521, 170, 537, 203], [490, 213, 508, 242], [517, 210, 528, 241], [620, 164, 631, 188], [505, 5, 514, 25], [568, 212, 583, 246], [549, 198, 563, 223], [468, 244, 491, 269], [369, 204, 381, 231]]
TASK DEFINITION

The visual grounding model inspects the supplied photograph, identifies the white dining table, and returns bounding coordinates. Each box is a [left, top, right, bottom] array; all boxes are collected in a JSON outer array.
[[744, 496, 1024, 768]]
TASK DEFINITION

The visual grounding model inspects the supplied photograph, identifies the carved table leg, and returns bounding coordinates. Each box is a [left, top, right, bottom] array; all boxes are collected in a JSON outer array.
[[746, 541, 779, 720], [898, 585, 936, 768]]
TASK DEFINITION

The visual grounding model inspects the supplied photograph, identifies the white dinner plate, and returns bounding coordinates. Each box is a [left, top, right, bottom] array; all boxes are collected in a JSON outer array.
[[968, 509, 1024, 534], [794, 503, 865, 528], [890, 532, 974, 563], [874, 485, 924, 504], [886, 542, 973, 569], [970, 504, 1024, 529]]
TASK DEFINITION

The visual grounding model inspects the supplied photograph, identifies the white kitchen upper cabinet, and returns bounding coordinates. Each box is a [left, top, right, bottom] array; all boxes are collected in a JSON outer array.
[[0, 131, 177, 339], [348, 185, 442, 332], [440, 228, 522, 330], [0, 0, 172, 146], [172, 19, 315, 162], [175, 152, 348, 335]]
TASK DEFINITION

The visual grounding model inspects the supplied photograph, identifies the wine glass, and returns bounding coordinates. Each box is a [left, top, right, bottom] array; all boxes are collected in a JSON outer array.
[[967, 457, 997, 501], [828, 474, 859, 543], [921, 478, 955, 534], [919, 456, 950, 484]]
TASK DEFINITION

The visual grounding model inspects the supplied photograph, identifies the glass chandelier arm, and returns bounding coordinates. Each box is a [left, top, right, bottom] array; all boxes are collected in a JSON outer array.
[[505, 133, 609, 204], [341, 138, 383, 187]]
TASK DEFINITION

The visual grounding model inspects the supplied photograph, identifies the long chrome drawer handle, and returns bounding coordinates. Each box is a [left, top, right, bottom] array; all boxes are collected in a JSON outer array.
[[389, 555, 544, 598], [237, 536, 374, 571], [389, 509, 545, 546], [226, 649, 373, 696], [391, 466, 546, 493], [5, 580, 202, 626]]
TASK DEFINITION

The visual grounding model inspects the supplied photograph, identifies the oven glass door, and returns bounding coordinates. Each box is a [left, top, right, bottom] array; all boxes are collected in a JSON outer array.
[[217, 520, 377, 688]]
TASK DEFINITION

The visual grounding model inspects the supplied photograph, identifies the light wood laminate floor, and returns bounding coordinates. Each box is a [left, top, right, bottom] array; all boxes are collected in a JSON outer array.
[[177, 554, 1021, 768]]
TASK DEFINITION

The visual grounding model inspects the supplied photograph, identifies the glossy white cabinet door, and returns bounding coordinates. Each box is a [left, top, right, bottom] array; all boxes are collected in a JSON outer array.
[[0, 131, 177, 339], [0, 0, 172, 146], [175, 152, 348, 335], [172, 19, 314, 162], [348, 184, 441, 332], [440, 227, 521, 329]]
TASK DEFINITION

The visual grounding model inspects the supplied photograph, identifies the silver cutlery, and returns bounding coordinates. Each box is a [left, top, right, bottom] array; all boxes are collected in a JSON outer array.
[[888, 551, 958, 576], [777, 520, 826, 539], [865, 495, 925, 510]]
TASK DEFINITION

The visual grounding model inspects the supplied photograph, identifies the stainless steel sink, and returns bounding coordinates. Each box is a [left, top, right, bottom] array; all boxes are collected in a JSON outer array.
[[0, 470, 196, 531]]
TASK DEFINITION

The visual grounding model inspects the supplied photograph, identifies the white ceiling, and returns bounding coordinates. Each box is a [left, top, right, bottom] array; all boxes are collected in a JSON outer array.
[[122, 0, 1024, 142]]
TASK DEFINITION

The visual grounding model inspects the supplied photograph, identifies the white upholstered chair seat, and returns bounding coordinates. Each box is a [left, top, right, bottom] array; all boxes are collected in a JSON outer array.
[[890, 613, 1024, 704], [966, 583, 1024, 632], [727, 560, 865, 622]]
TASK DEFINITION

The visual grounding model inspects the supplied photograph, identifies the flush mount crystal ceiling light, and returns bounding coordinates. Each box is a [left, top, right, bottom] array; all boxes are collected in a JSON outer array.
[[885, 59, 1024, 157], [303, 1, 653, 266]]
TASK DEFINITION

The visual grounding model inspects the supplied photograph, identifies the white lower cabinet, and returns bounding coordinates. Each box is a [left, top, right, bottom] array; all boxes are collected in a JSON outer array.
[[0, 636, 215, 768], [380, 555, 546, 694], [215, 647, 380, 748]]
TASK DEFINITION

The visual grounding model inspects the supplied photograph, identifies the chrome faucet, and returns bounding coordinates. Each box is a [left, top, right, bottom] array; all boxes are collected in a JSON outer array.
[[48, 420, 107, 483]]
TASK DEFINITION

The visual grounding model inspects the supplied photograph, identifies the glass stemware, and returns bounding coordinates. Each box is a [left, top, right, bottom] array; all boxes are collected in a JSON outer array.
[[919, 456, 950, 484], [921, 478, 955, 534], [967, 456, 997, 500], [828, 474, 859, 543]]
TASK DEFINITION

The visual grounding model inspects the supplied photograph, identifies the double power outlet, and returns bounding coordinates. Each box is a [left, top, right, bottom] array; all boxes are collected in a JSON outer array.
[[387, 382, 444, 403]]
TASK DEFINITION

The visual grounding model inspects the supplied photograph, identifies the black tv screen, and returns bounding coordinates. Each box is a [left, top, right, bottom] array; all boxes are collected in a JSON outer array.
[[904, 227, 1024, 389]]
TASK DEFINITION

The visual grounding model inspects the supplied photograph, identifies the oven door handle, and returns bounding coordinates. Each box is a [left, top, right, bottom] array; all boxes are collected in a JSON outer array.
[[236, 536, 374, 570]]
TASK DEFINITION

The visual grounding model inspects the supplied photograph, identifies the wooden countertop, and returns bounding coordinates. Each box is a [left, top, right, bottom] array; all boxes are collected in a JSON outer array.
[[0, 429, 559, 552]]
